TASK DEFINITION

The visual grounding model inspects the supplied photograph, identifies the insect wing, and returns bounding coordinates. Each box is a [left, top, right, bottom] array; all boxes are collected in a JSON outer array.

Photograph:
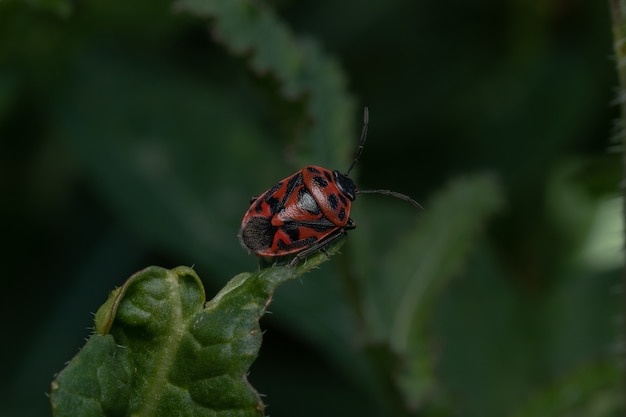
[[239, 172, 300, 253], [268, 186, 338, 255]]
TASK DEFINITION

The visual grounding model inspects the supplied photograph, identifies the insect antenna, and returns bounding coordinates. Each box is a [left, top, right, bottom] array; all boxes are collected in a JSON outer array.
[[345, 106, 369, 176], [357, 189, 423, 210]]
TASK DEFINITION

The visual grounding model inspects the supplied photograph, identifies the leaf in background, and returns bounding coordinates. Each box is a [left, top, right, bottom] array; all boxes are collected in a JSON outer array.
[[50, 243, 343, 417], [175, 0, 356, 169], [509, 362, 622, 417], [54, 51, 283, 278], [363, 173, 504, 410], [13, 0, 73, 16]]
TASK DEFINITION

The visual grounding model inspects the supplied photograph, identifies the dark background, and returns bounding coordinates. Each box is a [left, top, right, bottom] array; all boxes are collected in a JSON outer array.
[[0, 0, 621, 416]]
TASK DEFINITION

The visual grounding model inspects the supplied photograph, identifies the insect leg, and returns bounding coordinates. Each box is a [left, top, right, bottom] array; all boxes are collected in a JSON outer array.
[[287, 228, 347, 267]]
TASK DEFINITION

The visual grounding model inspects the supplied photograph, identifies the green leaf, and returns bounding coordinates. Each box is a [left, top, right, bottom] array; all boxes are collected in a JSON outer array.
[[175, 0, 355, 169], [509, 362, 622, 417], [363, 173, 505, 410], [9, 0, 73, 16], [50, 243, 342, 417], [387, 174, 504, 350], [55, 53, 281, 275]]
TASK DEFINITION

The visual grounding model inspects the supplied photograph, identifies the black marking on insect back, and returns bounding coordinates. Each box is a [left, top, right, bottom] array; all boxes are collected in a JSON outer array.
[[292, 218, 337, 233], [276, 234, 316, 251], [327, 193, 339, 210], [240, 216, 276, 251], [281, 173, 303, 205], [307, 166, 321, 174], [338, 193, 348, 207], [338, 207, 346, 222], [254, 174, 303, 216], [313, 175, 329, 188], [273, 217, 338, 253], [255, 182, 283, 214], [265, 196, 281, 214], [283, 222, 300, 242], [323, 170, 333, 182]]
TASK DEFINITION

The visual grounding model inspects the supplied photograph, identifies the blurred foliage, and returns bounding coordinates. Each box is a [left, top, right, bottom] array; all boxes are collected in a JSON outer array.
[[0, 0, 622, 416]]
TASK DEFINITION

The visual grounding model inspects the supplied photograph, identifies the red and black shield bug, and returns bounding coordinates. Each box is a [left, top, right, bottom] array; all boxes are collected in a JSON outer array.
[[238, 107, 421, 266]]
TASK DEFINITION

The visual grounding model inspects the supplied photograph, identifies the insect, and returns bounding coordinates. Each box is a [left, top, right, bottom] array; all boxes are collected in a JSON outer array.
[[238, 107, 421, 266]]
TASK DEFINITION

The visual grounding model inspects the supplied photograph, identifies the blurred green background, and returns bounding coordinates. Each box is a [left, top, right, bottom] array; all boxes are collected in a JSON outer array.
[[1, 0, 622, 416]]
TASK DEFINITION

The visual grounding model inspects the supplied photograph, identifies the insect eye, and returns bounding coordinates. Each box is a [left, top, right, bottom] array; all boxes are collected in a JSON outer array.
[[333, 170, 357, 201]]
